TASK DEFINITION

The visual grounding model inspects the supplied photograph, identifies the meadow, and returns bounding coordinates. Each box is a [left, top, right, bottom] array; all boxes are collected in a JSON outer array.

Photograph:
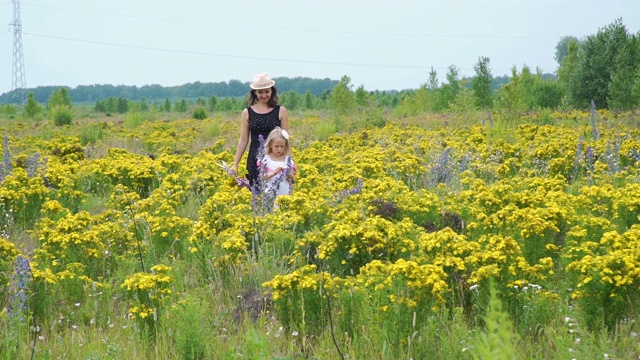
[[1, 107, 640, 359]]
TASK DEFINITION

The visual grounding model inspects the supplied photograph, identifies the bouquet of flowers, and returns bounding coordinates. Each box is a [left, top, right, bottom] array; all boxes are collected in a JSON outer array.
[[217, 161, 250, 190]]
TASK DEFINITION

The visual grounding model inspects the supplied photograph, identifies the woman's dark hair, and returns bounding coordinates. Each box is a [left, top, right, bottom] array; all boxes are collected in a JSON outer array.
[[246, 87, 279, 107]]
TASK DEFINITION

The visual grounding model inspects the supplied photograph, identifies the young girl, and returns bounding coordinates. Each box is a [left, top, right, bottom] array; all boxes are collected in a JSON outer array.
[[260, 127, 295, 196]]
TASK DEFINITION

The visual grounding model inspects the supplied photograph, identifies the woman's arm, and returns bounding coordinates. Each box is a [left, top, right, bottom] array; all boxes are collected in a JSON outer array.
[[231, 108, 250, 173], [279, 105, 289, 132]]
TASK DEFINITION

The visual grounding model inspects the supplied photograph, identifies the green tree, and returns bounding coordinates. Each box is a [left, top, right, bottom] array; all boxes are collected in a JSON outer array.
[[554, 36, 580, 66], [518, 65, 537, 110], [427, 67, 439, 90], [303, 90, 314, 110], [355, 86, 368, 107], [208, 96, 217, 111], [634, 67, 640, 103], [59, 88, 72, 106], [425, 67, 441, 112], [116, 98, 129, 114], [175, 99, 188, 112], [328, 75, 356, 115], [231, 98, 244, 111], [471, 56, 493, 109], [557, 37, 581, 106], [163, 98, 171, 112], [47, 88, 72, 110], [139, 97, 149, 111], [0, 104, 18, 116], [393, 87, 433, 117], [94, 97, 121, 113], [437, 65, 461, 111], [572, 18, 629, 108], [282, 91, 299, 110], [47, 88, 74, 125], [450, 80, 476, 116], [105, 98, 117, 112], [218, 98, 233, 111], [94, 99, 106, 113], [24, 92, 42, 119], [497, 66, 526, 119], [609, 34, 640, 110], [533, 79, 565, 109]]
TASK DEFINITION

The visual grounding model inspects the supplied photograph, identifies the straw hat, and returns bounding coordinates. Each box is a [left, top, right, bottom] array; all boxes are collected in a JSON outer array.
[[250, 73, 276, 90]]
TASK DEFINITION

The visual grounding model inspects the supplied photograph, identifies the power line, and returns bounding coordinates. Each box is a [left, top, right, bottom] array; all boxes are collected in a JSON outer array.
[[21, 2, 564, 39], [248, 0, 636, 6], [23, 32, 440, 70]]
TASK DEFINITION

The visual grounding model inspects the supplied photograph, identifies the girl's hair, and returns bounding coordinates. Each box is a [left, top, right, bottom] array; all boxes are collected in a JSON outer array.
[[264, 126, 290, 155], [246, 86, 279, 107]]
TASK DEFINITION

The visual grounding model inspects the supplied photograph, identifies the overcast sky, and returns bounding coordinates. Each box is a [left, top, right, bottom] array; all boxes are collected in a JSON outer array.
[[1, 0, 638, 95]]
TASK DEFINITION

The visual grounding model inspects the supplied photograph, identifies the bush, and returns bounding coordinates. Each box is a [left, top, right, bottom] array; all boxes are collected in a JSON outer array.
[[366, 107, 386, 128], [124, 112, 144, 128], [0, 104, 18, 115], [192, 107, 207, 120], [314, 119, 338, 141], [50, 105, 74, 126], [202, 121, 221, 138], [538, 108, 554, 125], [79, 124, 104, 146]]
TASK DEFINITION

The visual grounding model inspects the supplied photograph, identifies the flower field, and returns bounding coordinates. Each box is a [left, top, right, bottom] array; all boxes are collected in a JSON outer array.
[[1, 109, 640, 359]]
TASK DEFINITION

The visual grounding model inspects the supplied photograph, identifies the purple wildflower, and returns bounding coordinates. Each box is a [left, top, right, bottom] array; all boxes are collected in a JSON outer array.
[[1, 135, 11, 182], [572, 138, 584, 181], [26, 152, 42, 178], [432, 148, 452, 184], [631, 148, 640, 164], [574, 139, 584, 167], [235, 176, 250, 189], [585, 145, 595, 179], [590, 100, 598, 140], [8, 255, 32, 322], [604, 139, 621, 174], [331, 178, 364, 205]]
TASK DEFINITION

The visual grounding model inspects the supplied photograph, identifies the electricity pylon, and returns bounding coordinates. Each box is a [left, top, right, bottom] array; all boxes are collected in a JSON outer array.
[[10, 0, 26, 103]]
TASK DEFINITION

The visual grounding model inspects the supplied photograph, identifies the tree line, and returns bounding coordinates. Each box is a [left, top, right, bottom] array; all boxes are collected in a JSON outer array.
[[0, 77, 339, 105], [383, 18, 639, 115], [1, 19, 638, 119]]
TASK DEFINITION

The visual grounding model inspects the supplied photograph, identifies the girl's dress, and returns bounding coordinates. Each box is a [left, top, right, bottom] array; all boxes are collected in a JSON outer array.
[[263, 155, 294, 195], [247, 105, 281, 187]]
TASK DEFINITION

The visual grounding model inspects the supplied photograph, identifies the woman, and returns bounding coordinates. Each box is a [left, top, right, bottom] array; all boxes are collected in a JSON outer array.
[[230, 73, 293, 190]]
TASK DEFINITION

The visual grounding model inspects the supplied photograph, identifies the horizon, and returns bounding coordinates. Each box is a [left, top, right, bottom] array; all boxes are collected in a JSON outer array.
[[0, 70, 559, 99], [1, 1, 637, 95]]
